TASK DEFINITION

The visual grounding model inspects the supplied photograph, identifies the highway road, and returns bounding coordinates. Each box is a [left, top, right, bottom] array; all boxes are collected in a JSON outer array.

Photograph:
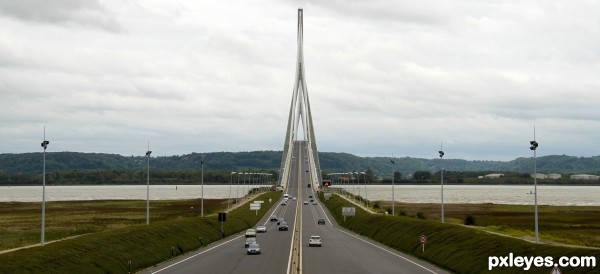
[[142, 141, 450, 274]]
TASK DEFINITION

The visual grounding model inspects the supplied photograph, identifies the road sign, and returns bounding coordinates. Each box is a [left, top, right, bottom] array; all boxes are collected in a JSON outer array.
[[342, 207, 355, 216], [218, 212, 226, 222], [324, 192, 332, 201], [419, 235, 427, 253], [255, 200, 264, 204]]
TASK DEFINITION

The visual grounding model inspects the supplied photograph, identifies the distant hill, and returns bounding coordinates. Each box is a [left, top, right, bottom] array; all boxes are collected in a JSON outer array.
[[1, 151, 599, 175]]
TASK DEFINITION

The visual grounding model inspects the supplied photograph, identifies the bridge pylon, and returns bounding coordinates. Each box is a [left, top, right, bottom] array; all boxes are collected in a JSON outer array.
[[279, 8, 322, 190]]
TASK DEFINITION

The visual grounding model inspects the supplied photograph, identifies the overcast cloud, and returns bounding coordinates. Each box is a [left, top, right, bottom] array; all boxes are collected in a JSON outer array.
[[0, 0, 598, 161]]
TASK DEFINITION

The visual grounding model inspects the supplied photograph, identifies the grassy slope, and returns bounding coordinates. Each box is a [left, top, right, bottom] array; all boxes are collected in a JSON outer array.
[[0, 192, 281, 274], [322, 193, 599, 274]]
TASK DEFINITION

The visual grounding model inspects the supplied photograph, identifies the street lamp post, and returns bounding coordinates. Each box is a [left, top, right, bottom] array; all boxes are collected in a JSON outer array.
[[390, 158, 396, 216], [200, 154, 207, 218], [439, 146, 445, 223], [235, 172, 240, 205], [361, 171, 368, 207], [228, 172, 236, 211], [145, 144, 152, 225], [40, 129, 49, 246], [530, 133, 539, 243]]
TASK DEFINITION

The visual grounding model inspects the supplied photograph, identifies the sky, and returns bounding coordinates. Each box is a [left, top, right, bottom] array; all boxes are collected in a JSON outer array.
[[0, 0, 599, 161]]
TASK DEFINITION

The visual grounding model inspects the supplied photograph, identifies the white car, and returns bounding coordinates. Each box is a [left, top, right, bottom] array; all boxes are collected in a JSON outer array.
[[303, 201, 309, 205], [256, 225, 267, 233], [309, 235, 322, 247]]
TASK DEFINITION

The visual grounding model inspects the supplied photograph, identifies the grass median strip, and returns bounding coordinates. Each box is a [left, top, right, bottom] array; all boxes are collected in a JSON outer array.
[[321, 193, 600, 274], [0, 191, 281, 273]]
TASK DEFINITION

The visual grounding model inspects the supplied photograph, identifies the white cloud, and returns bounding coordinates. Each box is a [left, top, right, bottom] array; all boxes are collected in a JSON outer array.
[[0, 0, 599, 160]]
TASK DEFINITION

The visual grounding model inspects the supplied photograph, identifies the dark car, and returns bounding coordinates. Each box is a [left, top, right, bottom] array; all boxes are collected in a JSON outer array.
[[247, 243, 261, 255], [279, 221, 289, 231], [317, 218, 326, 225]]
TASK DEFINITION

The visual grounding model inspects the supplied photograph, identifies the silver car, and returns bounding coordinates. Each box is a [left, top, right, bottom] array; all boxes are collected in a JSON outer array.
[[245, 237, 256, 247], [247, 243, 261, 255]]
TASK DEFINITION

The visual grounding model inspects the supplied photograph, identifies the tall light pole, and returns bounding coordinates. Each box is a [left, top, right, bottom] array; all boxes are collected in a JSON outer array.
[[390, 158, 396, 216], [145, 143, 152, 225], [40, 128, 49, 246], [354, 171, 361, 198], [439, 144, 445, 223], [228, 171, 236, 211], [235, 172, 240, 205], [361, 171, 368, 207], [200, 154, 207, 218], [530, 129, 539, 243]]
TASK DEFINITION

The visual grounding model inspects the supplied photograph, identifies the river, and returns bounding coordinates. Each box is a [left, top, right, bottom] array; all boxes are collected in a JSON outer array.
[[1, 184, 598, 206]]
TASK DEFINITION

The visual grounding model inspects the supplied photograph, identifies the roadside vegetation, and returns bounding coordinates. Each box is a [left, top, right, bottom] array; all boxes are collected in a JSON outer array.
[[321, 193, 600, 274], [377, 201, 600, 249], [0, 191, 281, 273]]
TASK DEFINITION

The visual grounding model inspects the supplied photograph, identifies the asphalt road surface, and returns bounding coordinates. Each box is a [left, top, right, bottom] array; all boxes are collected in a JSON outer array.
[[142, 141, 450, 274]]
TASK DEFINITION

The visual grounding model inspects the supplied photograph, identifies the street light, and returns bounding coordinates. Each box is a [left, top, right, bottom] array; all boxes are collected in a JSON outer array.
[[145, 143, 152, 225], [235, 172, 241, 205], [530, 132, 539, 243], [200, 154, 209, 218], [40, 128, 49, 246], [361, 171, 368, 207], [390, 158, 396, 216], [439, 145, 445, 223], [228, 172, 236, 211]]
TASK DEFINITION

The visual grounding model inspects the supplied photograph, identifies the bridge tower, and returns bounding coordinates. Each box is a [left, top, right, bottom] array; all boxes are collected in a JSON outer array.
[[279, 8, 322, 189]]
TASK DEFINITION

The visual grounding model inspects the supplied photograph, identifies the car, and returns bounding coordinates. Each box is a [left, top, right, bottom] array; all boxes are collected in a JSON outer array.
[[312, 201, 317, 205], [279, 222, 289, 231], [245, 228, 256, 238], [292, 197, 297, 200], [309, 235, 322, 247], [281, 201, 287, 205], [303, 201, 308, 205], [277, 217, 285, 225], [247, 243, 261, 255], [317, 218, 326, 225], [310, 199, 314, 203], [270, 215, 278, 221], [256, 225, 267, 233], [309, 195, 313, 199], [245, 237, 257, 247]]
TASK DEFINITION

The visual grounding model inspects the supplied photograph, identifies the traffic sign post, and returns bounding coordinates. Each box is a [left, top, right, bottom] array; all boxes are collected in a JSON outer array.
[[250, 202, 261, 215], [342, 207, 355, 222], [419, 235, 427, 253]]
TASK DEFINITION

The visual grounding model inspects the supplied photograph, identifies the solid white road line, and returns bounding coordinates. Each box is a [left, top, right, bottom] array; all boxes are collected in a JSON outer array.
[[151, 235, 243, 274], [337, 229, 440, 274]]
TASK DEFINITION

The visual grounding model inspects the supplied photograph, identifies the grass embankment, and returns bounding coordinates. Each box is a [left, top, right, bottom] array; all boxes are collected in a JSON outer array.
[[321, 193, 599, 274], [376, 202, 600, 249], [0, 199, 225, 251], [0, 191, 281, 273]]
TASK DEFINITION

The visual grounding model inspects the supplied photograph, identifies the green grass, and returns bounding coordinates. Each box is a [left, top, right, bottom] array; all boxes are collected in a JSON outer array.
[[322, 193, 600, 274], [0, 199, 227, 251], [377, 201, 600, 248], [0, 191, 281, 273]]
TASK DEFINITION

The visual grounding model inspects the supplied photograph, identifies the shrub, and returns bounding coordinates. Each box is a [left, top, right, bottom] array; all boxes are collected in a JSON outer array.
[[464, 214, 476, 225]]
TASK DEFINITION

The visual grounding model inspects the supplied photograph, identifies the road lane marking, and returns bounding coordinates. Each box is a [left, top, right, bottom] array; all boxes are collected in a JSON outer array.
[[337, 229, 439, 274], [150, 235, 243, 274]]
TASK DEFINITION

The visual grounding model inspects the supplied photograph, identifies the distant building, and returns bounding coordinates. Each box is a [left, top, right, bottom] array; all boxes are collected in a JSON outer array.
[[531, 173, 548, 179], [570, 174, 600, 180], [483, 173, 504, 179], [547, 173, 562, 179]]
